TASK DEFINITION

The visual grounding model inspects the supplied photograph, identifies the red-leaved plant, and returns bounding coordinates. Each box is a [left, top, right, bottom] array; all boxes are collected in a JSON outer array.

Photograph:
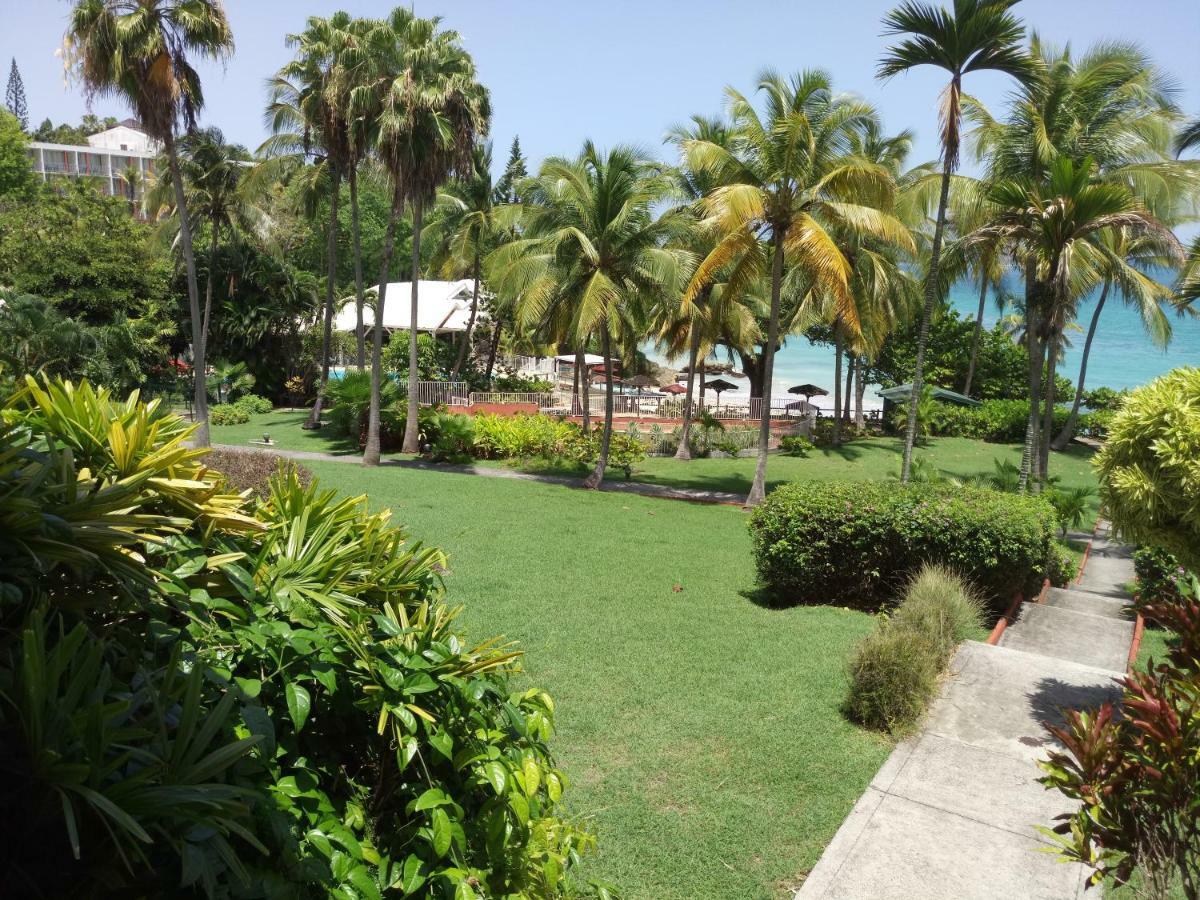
[[1038, 573, 1200, 899]]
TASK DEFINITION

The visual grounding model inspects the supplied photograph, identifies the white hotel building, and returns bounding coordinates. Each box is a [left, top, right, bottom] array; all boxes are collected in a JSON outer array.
[[26, 119, 160, 203]]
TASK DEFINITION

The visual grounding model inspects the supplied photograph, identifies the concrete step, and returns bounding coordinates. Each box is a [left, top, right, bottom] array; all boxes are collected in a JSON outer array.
[[1000, 602, 1133, 671], [1044, 586, 1132, 621]]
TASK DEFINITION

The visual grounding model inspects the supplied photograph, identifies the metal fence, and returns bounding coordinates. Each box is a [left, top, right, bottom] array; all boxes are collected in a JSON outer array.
[[407, 381, 471, 406]]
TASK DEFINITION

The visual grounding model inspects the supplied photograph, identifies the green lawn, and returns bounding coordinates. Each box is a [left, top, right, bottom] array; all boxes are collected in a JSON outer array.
[[302, 460, 890, 900], [209, 409, 362, 455]]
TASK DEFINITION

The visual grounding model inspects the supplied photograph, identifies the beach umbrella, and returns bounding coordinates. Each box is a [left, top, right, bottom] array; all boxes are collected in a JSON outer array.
[[788, 383, 828, 403], [705, 378, 738, 412], [626, 374, 654, 418], [661, 383, 687, 395]]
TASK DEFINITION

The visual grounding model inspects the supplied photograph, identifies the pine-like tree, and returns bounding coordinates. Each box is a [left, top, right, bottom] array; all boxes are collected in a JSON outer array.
[[493, 135, 527, 204], [5, 59, 28, 131]]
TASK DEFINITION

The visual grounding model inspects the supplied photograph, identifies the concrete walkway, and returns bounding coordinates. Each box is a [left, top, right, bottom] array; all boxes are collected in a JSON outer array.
[[799, 522, 1136, 899], [207, 443, 748, 506]]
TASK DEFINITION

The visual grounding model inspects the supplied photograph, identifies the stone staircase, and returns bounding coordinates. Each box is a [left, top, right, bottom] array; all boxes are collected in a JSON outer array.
[[798, 523, 1137, 899]]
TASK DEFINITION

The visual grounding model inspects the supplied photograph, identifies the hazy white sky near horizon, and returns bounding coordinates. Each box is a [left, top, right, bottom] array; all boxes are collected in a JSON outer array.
[[5, 1, 1198, 179]]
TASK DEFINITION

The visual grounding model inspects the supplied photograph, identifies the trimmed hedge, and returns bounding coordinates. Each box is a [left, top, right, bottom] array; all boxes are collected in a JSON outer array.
[[749, 480, 1058, 609], [925, 399, 1111, 444], [232, 393, 273, 414]]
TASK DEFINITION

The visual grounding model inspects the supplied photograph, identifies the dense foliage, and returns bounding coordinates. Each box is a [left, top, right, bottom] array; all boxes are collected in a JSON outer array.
[[749, 480, 1060, 608], [0, 377, 596, 897], [1134, 546, 1190, 607], [1095, 368, 1200, 569], [1040, 569, 1200, 898], [846, 565, 984, 733]]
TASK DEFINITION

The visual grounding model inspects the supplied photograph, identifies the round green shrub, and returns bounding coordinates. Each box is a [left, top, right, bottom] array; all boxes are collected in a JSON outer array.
[[749, 480, 1058, 609], [1095, 367, 1200, 569], [209, 403, 250, 426], [232, 393, 273, 415]]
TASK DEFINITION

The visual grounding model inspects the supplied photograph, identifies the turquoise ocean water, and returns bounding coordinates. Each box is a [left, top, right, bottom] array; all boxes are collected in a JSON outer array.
[[651, 280, 1199, 408]]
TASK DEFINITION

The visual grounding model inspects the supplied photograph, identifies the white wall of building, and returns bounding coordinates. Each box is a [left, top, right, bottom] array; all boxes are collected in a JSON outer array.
[[86, 124, 161, 154]]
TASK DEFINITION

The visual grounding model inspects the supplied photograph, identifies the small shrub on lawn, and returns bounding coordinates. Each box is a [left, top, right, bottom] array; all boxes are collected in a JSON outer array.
[[847, 565, 982, 734], [779, 435, 814, 457], [209, 403, 249, 426], [749, 480, 1058, 609], [846, 628, 940, 734], [233, 393, 273, 415], [1048, 543, 1080, 587], [891, 564, 985, 659], [427, 412, 475, 462], [203, 448, 313, 498]]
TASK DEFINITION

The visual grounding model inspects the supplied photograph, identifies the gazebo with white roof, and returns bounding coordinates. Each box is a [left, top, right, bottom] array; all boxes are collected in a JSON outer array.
[[332, 280, 481, 336]]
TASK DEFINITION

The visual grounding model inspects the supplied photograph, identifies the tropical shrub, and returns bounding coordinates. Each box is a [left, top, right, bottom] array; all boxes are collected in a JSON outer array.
[[203, 448, 312, 498], [1082, 386, 1129, 411], [561, 428, 646, 479], [1095, 368, 1200, 569], [1039, 571, 1200, 897], [427, 413, 476, 463], [931, 399, 1072, 443], [0, 376, 598, 897], [1076, 409, 1114, 440], [492, 375, 555, 394], [471, 413, 576, 459], [846, 565, 983, 734], [232, 393, 273, 415], [209, 403, 250, 426], [325, 369, 398, 439], [1045, 486, 1095, 537], [1133, 546, 1190, 607], [749, 480, 1058, 609], [779, 435, 814, 457]]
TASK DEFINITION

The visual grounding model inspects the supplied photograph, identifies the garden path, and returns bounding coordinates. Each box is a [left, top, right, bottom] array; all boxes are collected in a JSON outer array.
[[798, 522, 1137, 899]]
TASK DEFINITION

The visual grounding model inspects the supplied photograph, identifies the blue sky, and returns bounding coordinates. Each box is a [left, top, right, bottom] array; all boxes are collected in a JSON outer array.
[[7, 1, 1199, 178]]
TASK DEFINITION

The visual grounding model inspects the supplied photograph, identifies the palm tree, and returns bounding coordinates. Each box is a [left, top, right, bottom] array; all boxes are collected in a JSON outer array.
[[150, 127, 256, 381], [425, 141, 499, 380], [683, 70, 909, 505], [877, 0, 1032, 481], [65, 0, 234, 447], [1051, 228, 1181, 449], [489, 142, 691, 487], [970, 38, 1188, 476], [359, 9, 490, 464], [267, 13, 359, 429], [968, 156, 1181, 483]]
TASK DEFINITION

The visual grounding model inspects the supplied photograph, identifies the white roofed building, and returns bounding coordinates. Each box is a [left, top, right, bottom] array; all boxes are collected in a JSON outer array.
[[332, 280, 481, 335]]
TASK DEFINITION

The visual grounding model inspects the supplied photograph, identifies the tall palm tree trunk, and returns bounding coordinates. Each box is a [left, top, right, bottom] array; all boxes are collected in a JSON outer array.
[[833, 327, 844, 447], [364, 189, 403, 466], [901, 155, 954, 482], [746, 231, 784, 506], [854, 356, 866, 429], [485, 316, 502, 383], [168, 134, 209, 448], [451, 251, 480, 379], [350, 165, 366, 370], [401, 201, 424, 454], [1019, 291, 1044, 492], [200, 221, 218, 375], [1039, 328, 1059, 480], [1052, 282, 1108, 450], [584, 325, 615, 489], [675, 325, 700, 460], [843, 349, 853, 422], [963, 274, 989, 396], [307, 167, 341, 428], [575, 348, 591, 430]]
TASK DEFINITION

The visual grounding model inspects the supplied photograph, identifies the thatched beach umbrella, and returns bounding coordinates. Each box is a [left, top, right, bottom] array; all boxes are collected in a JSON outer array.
[[705, 378, 738, 412], [788, 383, 828, 404]]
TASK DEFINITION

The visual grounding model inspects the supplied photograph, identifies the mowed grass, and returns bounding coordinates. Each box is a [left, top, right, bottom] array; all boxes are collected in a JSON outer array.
[[220, 411, 1100, 514], [302, 460, 890, 900]]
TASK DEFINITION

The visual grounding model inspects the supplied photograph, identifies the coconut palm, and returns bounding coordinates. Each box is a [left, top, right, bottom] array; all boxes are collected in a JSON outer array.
[[489, 142, 692, 487], [683, 70, 911, 505], [967, 155, 1181, 485], [358, 9, 490, 464], [969, 38, 1189, 477], [1051, 228, 1181, 449], [877, 0, 1032, 481], [65, 0, 234, 447], [266, 12, 359, 428], [424, 141, 499, 379]]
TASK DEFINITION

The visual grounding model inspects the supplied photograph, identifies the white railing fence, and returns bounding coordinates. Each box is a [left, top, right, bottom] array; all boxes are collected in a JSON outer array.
[[406, 381, 470, 406]]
